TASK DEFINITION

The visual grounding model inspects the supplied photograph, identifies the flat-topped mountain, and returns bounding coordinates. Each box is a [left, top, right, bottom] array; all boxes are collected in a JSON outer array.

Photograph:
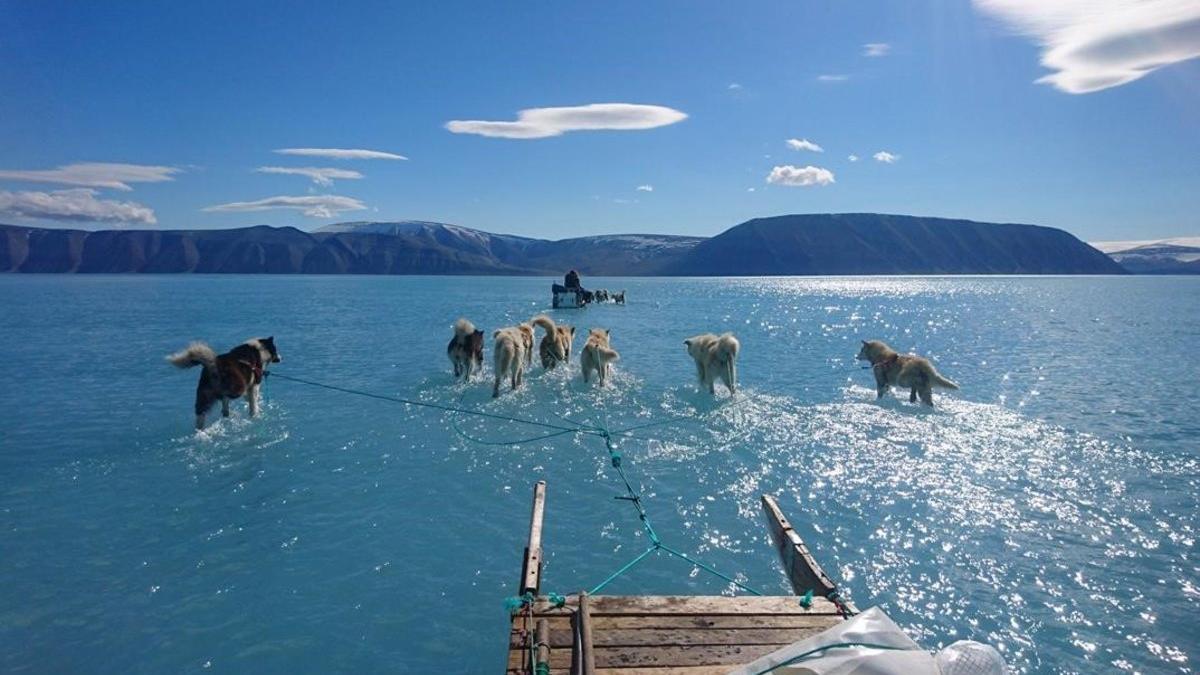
[[0, 214, 1124, 275], [660, 214, 1124, 275]]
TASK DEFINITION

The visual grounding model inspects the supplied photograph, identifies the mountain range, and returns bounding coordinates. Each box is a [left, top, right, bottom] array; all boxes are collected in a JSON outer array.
[[0, 214, 1129, 275]]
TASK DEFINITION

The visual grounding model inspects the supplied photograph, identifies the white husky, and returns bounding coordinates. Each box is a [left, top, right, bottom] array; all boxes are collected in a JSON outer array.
[[492, 322, 534, 397], [580, 328, 619, 386], [684, 333, 740, 395]]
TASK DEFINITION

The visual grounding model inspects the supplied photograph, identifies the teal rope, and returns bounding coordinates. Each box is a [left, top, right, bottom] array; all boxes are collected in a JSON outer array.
[[588, 545, 658, 595], [588, 421, 765, 596], [270, 372, 584, 434], [272, 371, 774, 599]]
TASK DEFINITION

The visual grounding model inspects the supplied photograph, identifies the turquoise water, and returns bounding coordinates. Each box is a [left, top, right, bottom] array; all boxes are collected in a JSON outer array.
[[1, 275, 1197, 673]]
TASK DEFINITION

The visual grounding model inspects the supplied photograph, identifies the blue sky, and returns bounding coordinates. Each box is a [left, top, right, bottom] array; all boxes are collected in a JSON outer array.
[[1, 1, 1197, 241]]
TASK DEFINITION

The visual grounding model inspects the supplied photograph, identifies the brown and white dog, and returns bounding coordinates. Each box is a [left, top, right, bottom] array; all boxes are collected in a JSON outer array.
[[492, 322, 534, 397], [531, 315, 575, 370], [447, 318, 484, 381], [856, 339, 958, 407], [684, 333, 739, 395], [168, 337, 281, 429], [580, 328, 619, 386]]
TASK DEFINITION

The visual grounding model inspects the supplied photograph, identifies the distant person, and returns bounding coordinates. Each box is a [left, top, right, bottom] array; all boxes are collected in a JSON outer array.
[[565, 269, 581, 289]]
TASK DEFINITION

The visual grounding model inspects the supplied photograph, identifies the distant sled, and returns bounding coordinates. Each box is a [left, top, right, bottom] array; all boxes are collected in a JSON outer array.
[[551, 283, 589, 309]]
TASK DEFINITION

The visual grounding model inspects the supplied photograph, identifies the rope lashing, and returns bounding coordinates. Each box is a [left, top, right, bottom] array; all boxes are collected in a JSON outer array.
[[269, 372, 852, 605], [585, 421, 765, 596]]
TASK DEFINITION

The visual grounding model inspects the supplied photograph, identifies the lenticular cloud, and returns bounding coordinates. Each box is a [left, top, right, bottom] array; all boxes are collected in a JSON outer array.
[[975, 0, 1200, 93], [445, 103, 688, 139]]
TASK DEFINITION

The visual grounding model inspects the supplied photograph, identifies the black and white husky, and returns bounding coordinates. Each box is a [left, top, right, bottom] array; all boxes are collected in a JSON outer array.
[[167, 337, 281, 429]]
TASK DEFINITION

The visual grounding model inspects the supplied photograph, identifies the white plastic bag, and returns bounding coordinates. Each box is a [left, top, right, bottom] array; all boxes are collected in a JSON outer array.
[[726, 607, 1004, 675]]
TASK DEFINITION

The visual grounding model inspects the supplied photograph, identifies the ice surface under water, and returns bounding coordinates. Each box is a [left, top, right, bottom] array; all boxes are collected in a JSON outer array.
[[0, 275, 1196, 673]]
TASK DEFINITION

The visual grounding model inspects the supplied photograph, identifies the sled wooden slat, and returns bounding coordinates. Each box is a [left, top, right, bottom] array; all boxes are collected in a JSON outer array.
[[504, 483, 845, 673]]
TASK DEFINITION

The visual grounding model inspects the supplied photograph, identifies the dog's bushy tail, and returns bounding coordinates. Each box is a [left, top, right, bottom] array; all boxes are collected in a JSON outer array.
[[529, 315, 556, 336], [716, 333, 740, 361], [167, 341, 217, 373], [453, 318, 476, 338], [926, 364, 959, 390]]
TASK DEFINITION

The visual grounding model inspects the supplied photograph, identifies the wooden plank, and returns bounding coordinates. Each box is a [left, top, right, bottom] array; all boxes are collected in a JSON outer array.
[[595, 668, 743, 675], [760, 495, 839, 599], [520, 481, 547, 595], [538, 626, 826, 648], [513, 613, 840, 634], [531, 595, 840, 616], [510, 643, 785, 670]]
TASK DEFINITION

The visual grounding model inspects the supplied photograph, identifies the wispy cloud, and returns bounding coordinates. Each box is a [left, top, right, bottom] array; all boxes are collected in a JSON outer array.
[[203, 195, 367, 218], [0, 162, 179, 191], [727, 82, 743, 90], [445, 103, 687, 139], [973, 0, 1200, 93], [255, 166, 363, 187], [273, 148, 407, 160], [863, 42, 891, 57], [636, 184, 654, 192], [786, 138, 824, 153], [816, 74, 849, 82], [766, 165, 835, 187], [848, 154, 860, 162], [0, 188, 157, 224], [873, 151, 900, 163]]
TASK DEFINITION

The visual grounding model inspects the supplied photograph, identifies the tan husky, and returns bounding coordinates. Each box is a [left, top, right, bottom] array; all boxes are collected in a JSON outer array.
[[856, 339, 958, 407], [580, 328, 619, 386], [683, 332, 740, 395], [492, 322, 534, 397], [531, 315, 575, 370]]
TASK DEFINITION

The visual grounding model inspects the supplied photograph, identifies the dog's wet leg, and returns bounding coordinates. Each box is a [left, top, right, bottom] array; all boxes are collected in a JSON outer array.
[[909, 387, 917, 403], [919, 387, 934, 407], [221, 397, 230, 418], [248, 384, 259, 417]]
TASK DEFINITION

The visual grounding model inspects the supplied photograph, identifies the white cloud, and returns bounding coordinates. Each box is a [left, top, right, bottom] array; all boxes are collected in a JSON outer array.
[[863, 42, 891, 57], [873, 151, 900, 163], [203, 195, 368, 219], [747, 187, 756, 192], [445, 103, 688, 139], [973, 0, 1200, 93], [728, 82, 743, 90], [0, 162, 179, 191], [766, 165, 836, 187], [0, 188, 157, 224], [255, 166, 364, 187], [636, 184, 654, 192], [817, 74, 849, 82], [786, 138, 824, 153], [273, 148, 407, 160], [848, 154, 860, 162], [613, 198, 639, 204]]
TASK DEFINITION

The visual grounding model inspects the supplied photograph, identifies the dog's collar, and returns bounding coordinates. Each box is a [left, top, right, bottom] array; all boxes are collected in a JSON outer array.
[[237, 358, 264, 382], [872, 353, 900, 368]]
